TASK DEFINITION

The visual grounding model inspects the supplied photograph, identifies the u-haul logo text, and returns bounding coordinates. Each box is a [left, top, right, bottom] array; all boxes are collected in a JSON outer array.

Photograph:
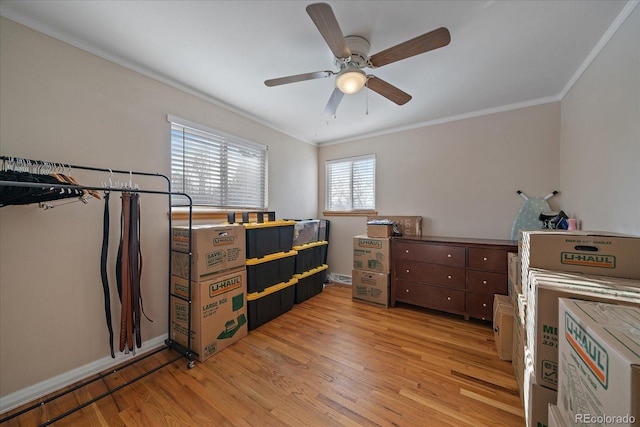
[[213, 236, 234, 246], [565, 312, 608, 388], [209, 275, 242, 298], [561, 252, 616, 269], [360, 275, 377, 286], [358, 239, 382, 249]]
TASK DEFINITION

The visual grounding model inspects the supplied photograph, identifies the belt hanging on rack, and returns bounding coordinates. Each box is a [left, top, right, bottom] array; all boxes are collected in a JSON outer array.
[[129, 192, 142, 348], [118, 192, 133, 352], [116, 191, 147, 353], [100, 191, 115, 358]]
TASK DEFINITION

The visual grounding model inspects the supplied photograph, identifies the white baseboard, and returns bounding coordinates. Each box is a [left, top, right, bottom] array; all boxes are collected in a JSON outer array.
[[0, 335, 167, 414]]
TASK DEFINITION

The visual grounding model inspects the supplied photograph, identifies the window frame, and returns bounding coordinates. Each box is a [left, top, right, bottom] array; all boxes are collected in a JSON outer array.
[[324, 154, 376, 215], [168, 115, 268, 210]]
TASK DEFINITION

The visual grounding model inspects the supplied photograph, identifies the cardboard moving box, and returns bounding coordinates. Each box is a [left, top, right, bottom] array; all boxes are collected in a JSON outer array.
[[170, 268, 248, 362], [508, 252, 521, 297], [367, 215, 422, 237], [513, 287, 528, 404], [520, 231, 640, 299], [367, 224, 393, 238], [172, 224, 246, 280], [493, 294, 514, 361], [353, 235, 391, 273], [525, 269, 640, 390], [557, 299, 640, 427], [547, 404, 568, 427], [352, 269, 389, 307], [525, 378, 557, 427]]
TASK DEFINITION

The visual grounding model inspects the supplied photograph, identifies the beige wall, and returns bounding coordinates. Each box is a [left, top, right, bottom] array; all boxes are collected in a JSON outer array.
[[560, 5, 640, 235], [0, 17, 317, 402], [319, 102, 562, 276]]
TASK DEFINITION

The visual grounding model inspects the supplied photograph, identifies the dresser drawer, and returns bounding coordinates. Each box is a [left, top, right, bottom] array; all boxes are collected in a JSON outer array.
[[394, 280, 465, 314], [468, 248, 508, 272], [394, 241, 465, 267], [396, 259, 465, 289], [466, 292, 494, 321], [466, 270, 508, 294]]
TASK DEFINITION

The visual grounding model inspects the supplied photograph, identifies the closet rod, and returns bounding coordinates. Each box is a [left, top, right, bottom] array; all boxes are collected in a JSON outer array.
[[0, 180, 191, 200], [0, 155, 171, 183]]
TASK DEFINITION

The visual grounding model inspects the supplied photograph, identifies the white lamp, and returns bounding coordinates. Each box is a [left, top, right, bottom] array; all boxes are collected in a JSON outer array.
[[335, 68, 367, 94]]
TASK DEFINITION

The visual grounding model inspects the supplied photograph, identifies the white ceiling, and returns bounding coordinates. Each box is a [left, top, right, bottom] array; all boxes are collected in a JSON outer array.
[[0, 1, 634, 145]]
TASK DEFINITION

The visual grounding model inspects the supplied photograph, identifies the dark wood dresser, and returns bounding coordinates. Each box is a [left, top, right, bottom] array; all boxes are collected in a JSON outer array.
[[391, 236, 517, 321]]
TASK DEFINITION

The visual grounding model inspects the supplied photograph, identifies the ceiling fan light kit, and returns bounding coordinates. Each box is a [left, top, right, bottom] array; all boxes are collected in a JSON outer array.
[[265, 2, 450, 114], [336, 68, 367, 94]]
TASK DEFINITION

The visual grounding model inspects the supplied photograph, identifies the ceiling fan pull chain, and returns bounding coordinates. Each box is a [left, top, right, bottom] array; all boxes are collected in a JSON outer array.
[[365, 85, 369, 115]]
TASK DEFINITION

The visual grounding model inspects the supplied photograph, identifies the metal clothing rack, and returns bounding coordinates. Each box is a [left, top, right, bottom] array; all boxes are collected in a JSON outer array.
[[0, 156, 197, 425]]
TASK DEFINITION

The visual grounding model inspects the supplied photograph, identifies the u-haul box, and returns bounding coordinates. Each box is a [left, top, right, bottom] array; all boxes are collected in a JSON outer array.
[[557, 299, 640, 427], [519, 231, 640, 303], [172, 224, 246, 281], [525, 269, 640, 391], [353, 235, 391, 273]]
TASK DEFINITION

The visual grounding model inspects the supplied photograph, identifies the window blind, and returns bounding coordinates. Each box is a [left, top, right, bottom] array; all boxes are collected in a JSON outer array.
[[170, 119, 268, 209], [325, 154, 375, 211]]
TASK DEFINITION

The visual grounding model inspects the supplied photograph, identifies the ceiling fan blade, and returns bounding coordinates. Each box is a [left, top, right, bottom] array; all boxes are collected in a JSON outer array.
[[369, 27, 451, 68], [366, 76, 412, 105], [265, 70, 334, 87], [306, 3, 351, 60], [323, 88, 344, 117]]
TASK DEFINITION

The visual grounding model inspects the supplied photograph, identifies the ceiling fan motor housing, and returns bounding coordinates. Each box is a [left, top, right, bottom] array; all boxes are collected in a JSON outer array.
[[338, 35, 371, 69]]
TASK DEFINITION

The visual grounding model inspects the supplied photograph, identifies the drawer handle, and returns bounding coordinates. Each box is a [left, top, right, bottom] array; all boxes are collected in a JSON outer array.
[[482, 280, 487, 285], [447, 254, 452, 258], [483, 257, 488, 261], [406, 269, 410, 273], [405, 249, 409, 254], [405, 289, 410, 293], [447, 296, 451, 301], [483, 303, 487, 307], [447, 275, 452, 279]]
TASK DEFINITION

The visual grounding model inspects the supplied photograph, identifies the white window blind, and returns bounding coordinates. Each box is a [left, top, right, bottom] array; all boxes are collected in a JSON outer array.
[[325, 154, 375, 211], [170, 118, 268, 209]]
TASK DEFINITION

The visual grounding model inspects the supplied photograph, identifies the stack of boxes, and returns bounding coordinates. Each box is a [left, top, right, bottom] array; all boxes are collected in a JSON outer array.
[[292, 220, 329, 304], [351, 222, 393, 306], [170, 224, 248, 362], [514, 230, 640, 427], [244, 220, 298, 330], [351, 216, 422, 307]]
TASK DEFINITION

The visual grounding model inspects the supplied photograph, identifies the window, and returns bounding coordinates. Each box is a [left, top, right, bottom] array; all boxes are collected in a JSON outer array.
[[169, 116, 268, 209], [325, 154, 375, 211]]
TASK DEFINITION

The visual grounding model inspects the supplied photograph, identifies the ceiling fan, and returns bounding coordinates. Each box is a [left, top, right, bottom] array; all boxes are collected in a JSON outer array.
[[264, 2, 451, 115]]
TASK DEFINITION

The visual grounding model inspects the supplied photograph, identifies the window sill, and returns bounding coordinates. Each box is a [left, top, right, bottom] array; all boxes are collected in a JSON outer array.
[[322, 210, 378, 217], [170, 207, 269, 222]]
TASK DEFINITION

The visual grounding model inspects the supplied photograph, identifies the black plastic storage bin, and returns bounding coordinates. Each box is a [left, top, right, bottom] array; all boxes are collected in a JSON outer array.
[[293, 264, 328, 303], [245, 250, 297, 293], [246, 278, 297, 330], [290, 219, 320, 246], [292, 241, 328, 274], [318, 220, 330, 264], [244, 220, 295, 259]]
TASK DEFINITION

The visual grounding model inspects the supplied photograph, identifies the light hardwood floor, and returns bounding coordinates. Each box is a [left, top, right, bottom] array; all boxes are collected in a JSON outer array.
[[2, 284, 525, 426]]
